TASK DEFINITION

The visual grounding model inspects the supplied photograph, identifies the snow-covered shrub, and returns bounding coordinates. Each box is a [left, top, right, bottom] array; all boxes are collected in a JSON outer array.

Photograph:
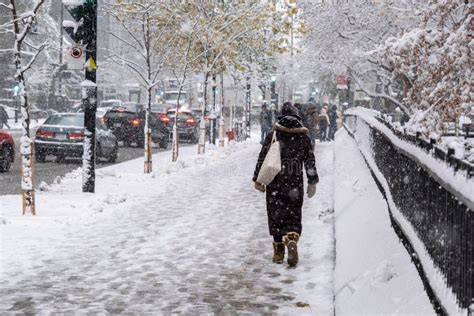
[[382, 0, 473, 135]]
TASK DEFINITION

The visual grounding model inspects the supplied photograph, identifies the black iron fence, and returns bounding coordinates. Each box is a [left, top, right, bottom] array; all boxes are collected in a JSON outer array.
[[344, 113, 473, 313]]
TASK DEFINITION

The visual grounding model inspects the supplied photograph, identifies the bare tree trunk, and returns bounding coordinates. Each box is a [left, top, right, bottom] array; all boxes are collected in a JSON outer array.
[[171, 119, 179, 162], [172, 81, 185, 162], [198, 72, 209, 154], [10, 0, 42, 215], [143, 12, 153, 173], [218, 72, 225, 147], [19, 80, 36, 215], [210, 74, 217, 145], [232, 79, 238, 131], [144, 87, 153, 173]]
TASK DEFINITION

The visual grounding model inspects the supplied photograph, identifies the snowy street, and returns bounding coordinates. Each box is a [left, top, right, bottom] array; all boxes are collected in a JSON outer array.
[[0, 1, 472, 313], [0, 139, 335, 314], [1, 129, 176, 195]]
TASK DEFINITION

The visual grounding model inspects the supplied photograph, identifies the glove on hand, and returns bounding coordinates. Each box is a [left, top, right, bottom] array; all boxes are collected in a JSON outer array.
[[307, 184, 316, 198], [255, 182, 266, 193]]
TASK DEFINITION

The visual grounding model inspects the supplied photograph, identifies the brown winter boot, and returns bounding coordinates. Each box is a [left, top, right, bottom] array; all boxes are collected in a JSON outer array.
[[283, 232, 300, 267], [272, 242, 285, 264]]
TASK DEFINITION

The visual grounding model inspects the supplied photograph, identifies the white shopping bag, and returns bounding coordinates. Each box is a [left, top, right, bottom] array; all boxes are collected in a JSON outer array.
[[256, 131, 281, 185]]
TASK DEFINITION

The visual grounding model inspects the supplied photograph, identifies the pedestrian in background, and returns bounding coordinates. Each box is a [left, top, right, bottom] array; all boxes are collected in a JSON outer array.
[[259, 103, 272, 144], [328, 105, 339, 141], [306, 102, 319, 148], [0, 106, 10, 129], [295, 102, 318, 148], [318, 104, 329, 141], [253, 102, 319, 267]]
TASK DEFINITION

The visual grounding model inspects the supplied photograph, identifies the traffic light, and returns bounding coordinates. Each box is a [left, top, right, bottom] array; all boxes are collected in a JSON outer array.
[[270, 76, 276, 93], [13, 84, 21, 97], [63, 0, 97, 45]]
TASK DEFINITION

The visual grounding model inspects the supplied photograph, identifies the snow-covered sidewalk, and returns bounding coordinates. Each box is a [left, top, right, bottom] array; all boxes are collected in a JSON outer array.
[[0, 139, 335, 314]]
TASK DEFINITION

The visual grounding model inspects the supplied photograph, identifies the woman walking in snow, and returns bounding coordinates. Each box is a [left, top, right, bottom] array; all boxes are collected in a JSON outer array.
[[253, 102, 319, 267]]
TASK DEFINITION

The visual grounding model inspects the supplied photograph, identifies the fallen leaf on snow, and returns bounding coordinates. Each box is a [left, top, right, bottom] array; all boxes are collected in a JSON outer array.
[[295, 302, 310, 308]]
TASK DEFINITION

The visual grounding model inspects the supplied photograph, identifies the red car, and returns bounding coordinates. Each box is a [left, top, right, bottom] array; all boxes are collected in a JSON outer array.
[[0, 129, 15, 172]]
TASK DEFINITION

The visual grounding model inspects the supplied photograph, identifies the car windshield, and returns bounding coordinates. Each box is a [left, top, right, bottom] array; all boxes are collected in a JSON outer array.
[[168, 112, 192, 120], [122, 104, 143, 112], [100, 100, 121, 108], [44, 114, 83, 127], [151, 104, 168, 112], [96, 109, 107, 117], [192, 110, 203, 117], [106, 109, 135, 118]]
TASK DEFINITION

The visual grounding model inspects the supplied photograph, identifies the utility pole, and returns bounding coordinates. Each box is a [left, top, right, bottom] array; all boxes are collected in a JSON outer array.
[[64, 0, 98, 193], [219, 73, 225, 147], [57, 4, 64, 111]]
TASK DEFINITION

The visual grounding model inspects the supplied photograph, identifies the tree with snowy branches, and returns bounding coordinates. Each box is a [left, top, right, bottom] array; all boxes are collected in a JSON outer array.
[[298, 0, 429, 110], [102, 0, 176, 173], [381, 0, 472, 135], [190, 1, 293, 153], [0, 0, 48, 214]]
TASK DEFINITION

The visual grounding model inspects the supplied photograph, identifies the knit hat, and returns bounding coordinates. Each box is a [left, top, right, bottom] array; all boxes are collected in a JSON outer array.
[[281, 102, 300, 118]]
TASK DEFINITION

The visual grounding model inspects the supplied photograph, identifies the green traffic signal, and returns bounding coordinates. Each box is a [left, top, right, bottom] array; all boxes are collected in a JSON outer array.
[[13, 85, 20, 96]]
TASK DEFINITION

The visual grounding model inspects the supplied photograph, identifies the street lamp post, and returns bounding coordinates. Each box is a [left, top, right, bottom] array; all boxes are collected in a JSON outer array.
[[57, 4, 64, 111]]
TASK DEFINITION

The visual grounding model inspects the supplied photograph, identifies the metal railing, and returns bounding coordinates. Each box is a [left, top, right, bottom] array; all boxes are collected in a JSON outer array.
[[344, 113, 473, 312]]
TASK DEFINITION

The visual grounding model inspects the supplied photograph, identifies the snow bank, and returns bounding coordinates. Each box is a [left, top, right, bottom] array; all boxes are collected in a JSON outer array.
[[345, 107, 473, 210], [334, 129, 435, 315], [342, 111, 469, 315]]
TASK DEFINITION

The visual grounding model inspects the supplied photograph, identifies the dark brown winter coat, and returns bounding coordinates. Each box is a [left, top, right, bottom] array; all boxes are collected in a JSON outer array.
[[253, 115, 319, 237]]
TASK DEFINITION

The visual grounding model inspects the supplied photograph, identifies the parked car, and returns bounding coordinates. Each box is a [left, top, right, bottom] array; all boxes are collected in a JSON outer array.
[[164, 109, 199, 143], [0, 129, 15, 172], [103, 107, 169, 148], [122, 102, 144, 113], [34, 113, 118, 163]]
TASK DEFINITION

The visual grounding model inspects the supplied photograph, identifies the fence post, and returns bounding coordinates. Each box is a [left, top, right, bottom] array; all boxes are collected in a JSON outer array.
[[430, 138, 436, 150]]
